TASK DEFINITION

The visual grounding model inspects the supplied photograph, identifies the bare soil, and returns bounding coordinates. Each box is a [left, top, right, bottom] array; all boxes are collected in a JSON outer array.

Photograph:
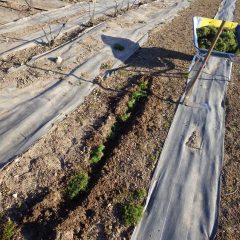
[[0, 0, 66, 25], [0, 0, 40, 25], [0, 0, 239, 239], [216, 1, 240, 239]]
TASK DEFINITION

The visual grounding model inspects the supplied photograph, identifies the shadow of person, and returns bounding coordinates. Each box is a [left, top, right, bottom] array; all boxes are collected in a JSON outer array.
[[101, 34, 193, 77], [101, 34, 140, 63]]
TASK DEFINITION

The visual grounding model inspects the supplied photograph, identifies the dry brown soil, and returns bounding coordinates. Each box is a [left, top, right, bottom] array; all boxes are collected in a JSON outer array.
[[217, 1, 240, 239], [0, 0, 41, 25]]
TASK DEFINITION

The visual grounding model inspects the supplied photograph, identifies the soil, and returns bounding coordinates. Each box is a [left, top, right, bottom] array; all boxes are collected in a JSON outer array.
[[0, 0, 40, 25], [0, 0, 239, 239], [0, 0, 67, 25], [186, 129, 202, 150], [216, 1, 240, 239]]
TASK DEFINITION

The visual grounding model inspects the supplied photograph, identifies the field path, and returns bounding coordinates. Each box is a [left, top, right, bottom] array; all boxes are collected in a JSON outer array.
[[132, 0, 237, 239]]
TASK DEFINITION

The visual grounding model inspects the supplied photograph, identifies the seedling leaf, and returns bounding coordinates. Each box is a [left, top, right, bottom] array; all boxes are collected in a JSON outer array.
[[121, 203, 144, 225], [66, 172, 89, 199]]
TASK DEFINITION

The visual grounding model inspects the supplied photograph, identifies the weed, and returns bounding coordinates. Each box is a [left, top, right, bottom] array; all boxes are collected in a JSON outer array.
[[139, 79, 149, 91], [121, 203, 144, 225], [150, 154, 156, 162], [132, 90, 147, 100], [112, 80, 150, 133], [151, 149, 161, 162], [100, 61, 113, 70], [119, 112, 131, 122], [105, 223, 113, 232], [162, 121, 170, 130], [90, 144, 105, 165], [127, 98, 136, 110], [133, 188, 147, 201], [183, 72, 190, 79], [108, 123, 118, 140], [113, 43, 125, 51], [75, 115, 83, 125], [0, 219, 16, 240], [128, 90, 148, 108], [66, 172, 89, 199], [126, 79, 149, 110], [236, 48, 240, 54], [117, 69, 131, 78], [81, 71, 89, 78]]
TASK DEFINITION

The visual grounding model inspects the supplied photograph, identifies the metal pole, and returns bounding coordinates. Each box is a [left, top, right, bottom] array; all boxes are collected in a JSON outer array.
[[183, 20, 226, 104]]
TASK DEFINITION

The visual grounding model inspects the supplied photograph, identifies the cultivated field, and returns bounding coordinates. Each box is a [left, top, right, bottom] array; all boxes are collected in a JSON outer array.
[[0, 0, 239, 239]]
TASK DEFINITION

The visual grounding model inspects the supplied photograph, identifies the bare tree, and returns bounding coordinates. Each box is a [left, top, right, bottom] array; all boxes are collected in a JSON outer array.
[[113, 0, 127, 17], [23, 0, 32, 11], [87, 0, 97, 26], [113, 0, 120, 17], [127, 0, 131, 10], [42, 22, 67, 47]]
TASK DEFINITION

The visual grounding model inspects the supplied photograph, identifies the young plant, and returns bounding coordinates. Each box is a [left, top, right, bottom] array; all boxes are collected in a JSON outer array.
[[119, 112, 131, 122], [183, 72, 190, 80], [108, 123, 118, 140], [100, 61, 113, 70], [0, 219, 16, 240], [113, 43, 125, 51], [131, 90, 147, 101], [133, 188, 147, 201], [139, 79, 149, 91], [127, 97, 136, 110], [90, 144, 105, 165], [127, 80, 149, 109], [66, 171, 89, 199], [121, 203, 144, 225]]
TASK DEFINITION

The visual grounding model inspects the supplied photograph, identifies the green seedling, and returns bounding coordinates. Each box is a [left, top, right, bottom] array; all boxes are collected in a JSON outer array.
[[133, 188, 147, 201], [113, 43, 125, 51], [183, 72, 190, 79], [139, 79, 149, 91], [132, 90, 147, 101], [108, 123, 117, 140], [127, 80, 149, 110], [66, 171, 89, 199], [100, 61, 113, 70], [121, 203, 144, 225], [162, 121, 170, 130], [90, 144, 105, 165], [127, 98, 136, 110], [117, 69, 133, 78], [120, 112, 132, 122], [235, 48, 240, 54], [0, 219, 16, 240]]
